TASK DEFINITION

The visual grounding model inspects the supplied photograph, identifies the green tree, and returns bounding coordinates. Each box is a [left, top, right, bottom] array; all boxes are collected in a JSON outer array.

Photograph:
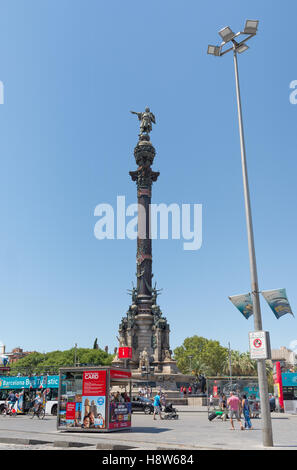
[[93, 338, 99, 350], [222, 350, 272, 378], [223, 350, 243, 376], [173, 335, 228, 377], [200, 340, 228, 376], [240, 352, 257, 375], [9, 347, 114, 375], [174, 336, 208, 375]]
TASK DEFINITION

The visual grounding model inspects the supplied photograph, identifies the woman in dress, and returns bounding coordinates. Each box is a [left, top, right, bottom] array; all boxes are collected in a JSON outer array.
[[241, 394, 253, 430]]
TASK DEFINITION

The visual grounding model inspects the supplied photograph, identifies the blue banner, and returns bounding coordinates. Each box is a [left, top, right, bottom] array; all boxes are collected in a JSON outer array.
[[228, 293, 253, 319], [0, 375, 59, 390], [261, 288, 294, 319]]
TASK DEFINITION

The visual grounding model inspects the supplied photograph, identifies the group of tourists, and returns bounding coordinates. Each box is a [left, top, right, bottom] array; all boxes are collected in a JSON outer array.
[[179, 380, 206, 397], [210, 391, 254, 430], [110, 391, 130, 403], [5, 389, 45, 414], [180, 385, 193, 397], [138, 386, 152, 398], [227, 392, 253, 430]]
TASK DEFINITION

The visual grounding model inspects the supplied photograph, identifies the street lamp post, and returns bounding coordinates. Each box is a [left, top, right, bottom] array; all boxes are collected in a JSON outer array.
[[207, 20, 273, 447], [228, 342, 232, 387]]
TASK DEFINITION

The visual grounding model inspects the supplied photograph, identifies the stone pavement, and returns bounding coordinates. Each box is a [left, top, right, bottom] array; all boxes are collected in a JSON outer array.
[[0, 411, 296, 450]]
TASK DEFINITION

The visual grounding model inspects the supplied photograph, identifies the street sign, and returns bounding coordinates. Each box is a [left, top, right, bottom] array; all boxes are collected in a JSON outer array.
[[249, 331, 271, 360]]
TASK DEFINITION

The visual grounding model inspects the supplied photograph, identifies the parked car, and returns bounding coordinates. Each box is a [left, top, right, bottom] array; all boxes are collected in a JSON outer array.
[[131, 396, 154, 414]]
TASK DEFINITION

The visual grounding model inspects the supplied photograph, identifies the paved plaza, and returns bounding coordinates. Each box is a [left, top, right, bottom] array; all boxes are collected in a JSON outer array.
[[0, 408, 296, 451]]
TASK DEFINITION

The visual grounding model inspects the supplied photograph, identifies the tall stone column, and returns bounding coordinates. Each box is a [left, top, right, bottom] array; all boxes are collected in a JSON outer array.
[[113, 108, 180, 377], [129, 135, 159, 364]]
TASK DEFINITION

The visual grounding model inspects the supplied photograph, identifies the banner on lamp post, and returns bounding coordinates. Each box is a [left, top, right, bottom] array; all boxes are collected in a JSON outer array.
[[261, 288, 294, 319], [228, 293, 253, 319]]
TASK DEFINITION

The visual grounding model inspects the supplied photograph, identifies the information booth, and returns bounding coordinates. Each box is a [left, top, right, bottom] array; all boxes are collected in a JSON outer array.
[[57, 367, 133, 432]]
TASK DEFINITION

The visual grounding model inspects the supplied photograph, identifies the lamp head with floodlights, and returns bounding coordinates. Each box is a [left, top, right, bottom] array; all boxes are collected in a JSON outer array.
[[207, 20, 259, 57]]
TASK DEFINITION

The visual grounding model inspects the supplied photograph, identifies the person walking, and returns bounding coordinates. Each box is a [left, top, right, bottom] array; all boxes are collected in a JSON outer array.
[[33, 391, 43, 413], [220, 393, 228, 421], [7, 391, 17, 412], [209, 393, 214, 408], [153, 392, 163, 420], [242, 394, 253, 430], [227, 392, 244, 430]]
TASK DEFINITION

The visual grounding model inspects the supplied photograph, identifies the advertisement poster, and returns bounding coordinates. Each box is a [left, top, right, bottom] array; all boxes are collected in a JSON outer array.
[[261, 288, 294, 319], [82, 370, 106, 396], [81, 396, 106, 429], [81, 371, 106, 428], [228, 293, 253, 319], [109, 402, 131, 430], [16, 393, 24, 414], [59, 393, 83, 428], [66, 402, 76, 420]]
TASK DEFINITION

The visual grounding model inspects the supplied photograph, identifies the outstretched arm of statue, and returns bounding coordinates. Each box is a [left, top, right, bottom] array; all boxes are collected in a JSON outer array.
[[130, 110, 142, 120]]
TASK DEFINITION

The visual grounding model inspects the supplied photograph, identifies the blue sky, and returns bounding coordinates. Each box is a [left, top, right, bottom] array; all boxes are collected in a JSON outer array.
[[0, 0, 296, 356]]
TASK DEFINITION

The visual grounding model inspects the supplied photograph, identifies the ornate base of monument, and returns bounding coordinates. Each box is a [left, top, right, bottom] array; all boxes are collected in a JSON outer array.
[[112, 295, 180, 375]]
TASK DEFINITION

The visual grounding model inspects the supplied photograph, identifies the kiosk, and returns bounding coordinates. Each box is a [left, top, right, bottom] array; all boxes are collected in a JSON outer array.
[[57, 367, 133, 432]]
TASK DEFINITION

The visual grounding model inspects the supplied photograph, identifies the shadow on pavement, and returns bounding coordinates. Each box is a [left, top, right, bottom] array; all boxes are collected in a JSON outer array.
[[131, 427, 171, 434], [271, 417, 289, 420], [274, 444, 297, 448]]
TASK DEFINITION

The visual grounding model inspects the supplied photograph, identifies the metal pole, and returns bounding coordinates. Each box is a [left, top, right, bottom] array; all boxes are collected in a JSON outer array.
[[228, 342, 232, 386], [74, 343, 77, 367], [233, 46, 273, 447]]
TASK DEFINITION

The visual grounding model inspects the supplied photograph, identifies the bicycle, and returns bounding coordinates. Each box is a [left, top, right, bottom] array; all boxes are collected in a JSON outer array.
[[1, 402, 17, 417], [27, 403, 45, 419]]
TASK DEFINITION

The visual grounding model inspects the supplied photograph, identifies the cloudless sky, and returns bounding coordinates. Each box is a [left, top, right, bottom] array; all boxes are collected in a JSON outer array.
[[0, 0, 296, 356]]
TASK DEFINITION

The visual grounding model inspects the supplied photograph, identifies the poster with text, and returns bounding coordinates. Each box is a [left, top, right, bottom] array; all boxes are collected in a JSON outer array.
[[81, 396, 106, 429], [82, 370, 106, 396], [109, 402, 131, 430]]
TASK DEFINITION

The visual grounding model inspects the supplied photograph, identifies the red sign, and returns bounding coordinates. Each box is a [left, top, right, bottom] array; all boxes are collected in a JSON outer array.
[[118, 347, 132, 359], [82, 370, 106, 396], [110, 369, 131, 379], [253, 338, 262, 348], [66, 402, 76, 420]]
